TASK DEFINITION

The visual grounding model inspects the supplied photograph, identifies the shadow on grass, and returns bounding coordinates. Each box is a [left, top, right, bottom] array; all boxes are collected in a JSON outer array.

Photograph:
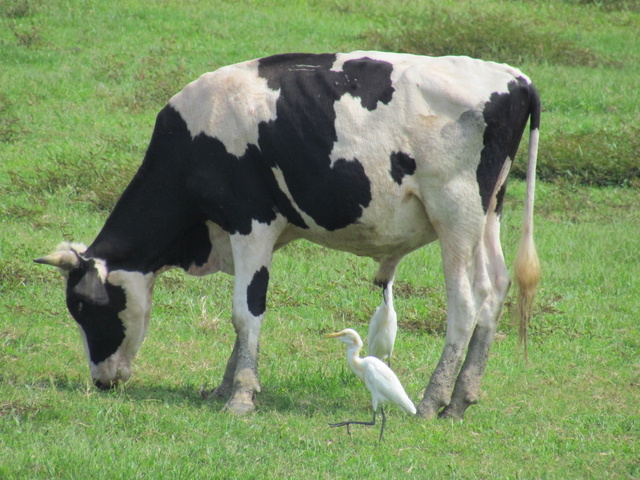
[[13, 368, 410, 417], [7, 374, 226, 410]]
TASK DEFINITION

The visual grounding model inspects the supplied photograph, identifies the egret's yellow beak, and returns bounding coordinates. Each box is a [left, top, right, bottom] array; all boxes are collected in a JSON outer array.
[[324, 332, 343, 338]]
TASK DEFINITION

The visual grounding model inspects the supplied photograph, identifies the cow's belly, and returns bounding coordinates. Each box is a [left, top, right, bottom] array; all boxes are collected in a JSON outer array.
[[294, 192, 437, 260]]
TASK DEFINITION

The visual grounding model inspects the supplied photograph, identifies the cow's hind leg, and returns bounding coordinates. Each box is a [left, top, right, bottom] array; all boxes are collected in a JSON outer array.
[[439, 211, 510, 419], [416, 189, 487, 419]]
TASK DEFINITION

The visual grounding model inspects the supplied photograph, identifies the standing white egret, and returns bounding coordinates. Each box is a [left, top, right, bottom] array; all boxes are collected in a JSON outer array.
[[325, 328, 415, 441], [367, 280, 397, 366]]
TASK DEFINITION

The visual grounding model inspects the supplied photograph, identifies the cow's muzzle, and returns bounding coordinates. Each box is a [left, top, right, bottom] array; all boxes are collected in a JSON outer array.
[[94, 379, 114, 390]]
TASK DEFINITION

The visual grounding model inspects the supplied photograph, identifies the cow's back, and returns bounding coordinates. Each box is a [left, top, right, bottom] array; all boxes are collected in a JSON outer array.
[[167, 52, 532, 257]]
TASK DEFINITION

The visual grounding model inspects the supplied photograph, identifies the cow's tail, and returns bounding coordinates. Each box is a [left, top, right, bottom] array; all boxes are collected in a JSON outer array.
[[514, 84, 541, 361]]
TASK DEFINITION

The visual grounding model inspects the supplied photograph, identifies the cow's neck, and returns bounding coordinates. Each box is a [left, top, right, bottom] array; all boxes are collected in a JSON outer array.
[[87, 183, 199, 273], [86, 139, 202, 273]]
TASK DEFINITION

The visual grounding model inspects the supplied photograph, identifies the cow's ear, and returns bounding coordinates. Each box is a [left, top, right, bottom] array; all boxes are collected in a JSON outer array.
[[73, 266, 109, 306]]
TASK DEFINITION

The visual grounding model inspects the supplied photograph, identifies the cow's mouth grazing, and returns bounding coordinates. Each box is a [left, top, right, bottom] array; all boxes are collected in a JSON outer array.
[[94, 379, 114, 390]]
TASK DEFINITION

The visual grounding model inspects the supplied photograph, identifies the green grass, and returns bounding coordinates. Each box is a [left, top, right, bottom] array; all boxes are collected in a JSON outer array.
[[1, 0, 639, 478]]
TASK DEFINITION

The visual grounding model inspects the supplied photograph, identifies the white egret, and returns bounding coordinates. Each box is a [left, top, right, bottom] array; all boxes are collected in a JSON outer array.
[[367, 281, 397, 366], [325, 328, 415, 441]]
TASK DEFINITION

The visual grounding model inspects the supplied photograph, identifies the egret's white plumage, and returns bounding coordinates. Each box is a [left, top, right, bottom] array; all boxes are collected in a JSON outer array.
[[326, 328, 415, 441], [367, 282, 397, 366]]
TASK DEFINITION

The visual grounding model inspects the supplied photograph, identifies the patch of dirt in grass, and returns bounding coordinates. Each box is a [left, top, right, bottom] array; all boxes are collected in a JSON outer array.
[[362, 5, 610, 68], [0, 259, 56, 293], [533, 181, 640, 223], [0, 399, 49, 418], [0, 0, 39, 18], [393, 282, 440, 299], [513, 128, 640, 188], [0, 93, 27, 142], [567, 0, 640, 12], [391, 282, 446, 334], [6, 151, 137, 212], [400, 317, 445, 336]]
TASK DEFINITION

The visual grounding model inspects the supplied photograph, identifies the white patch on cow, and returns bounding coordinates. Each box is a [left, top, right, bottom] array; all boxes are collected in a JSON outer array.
[[329, 94, 398, 168], [87, 270, 155, 387], [169, 60, 279, 157], [91, 257, 108, 283], [309, 51, 530, 265], [333, 52, 526, 116], [268, 165, 318, 235]]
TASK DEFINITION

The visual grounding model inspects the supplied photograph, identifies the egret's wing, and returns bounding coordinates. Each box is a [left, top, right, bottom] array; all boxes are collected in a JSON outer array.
[[362, 358, 415, 414]]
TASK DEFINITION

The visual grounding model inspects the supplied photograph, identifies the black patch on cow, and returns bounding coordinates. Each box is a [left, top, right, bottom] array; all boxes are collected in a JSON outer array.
[[390, 151, 417, 185], [163, 221, 212, 271], [256, 53, 396, 230], [528, 83, 541, 132], [341, 56, 395, 109], [85, 53, 398, 272], [87, 106, 307, 270], [258, 53, 337, 90], [66, 263, 126, 364], [477, 78, 533, 214], [246, 266, 269, 317], [87, 105, 206, 272], [188, 133, 308, 235], [495, 183, 508, 216]]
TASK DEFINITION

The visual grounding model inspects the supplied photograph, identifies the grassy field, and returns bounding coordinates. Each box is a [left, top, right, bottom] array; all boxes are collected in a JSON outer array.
[[1, 0, 639, 478]]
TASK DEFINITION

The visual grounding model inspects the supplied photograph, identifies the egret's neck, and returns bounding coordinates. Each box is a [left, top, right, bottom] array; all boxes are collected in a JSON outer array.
[[383, 282, 394, 308], [346, 343, 365, 381]]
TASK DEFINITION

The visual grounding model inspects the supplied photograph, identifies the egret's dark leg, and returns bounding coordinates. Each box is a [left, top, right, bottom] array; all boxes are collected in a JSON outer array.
[[329, 410, 377, 436], [378, 407, 386, 442]]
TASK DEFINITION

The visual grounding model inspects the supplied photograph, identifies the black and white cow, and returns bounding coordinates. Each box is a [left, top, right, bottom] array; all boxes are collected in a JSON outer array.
[[36, 51, 541, 420]]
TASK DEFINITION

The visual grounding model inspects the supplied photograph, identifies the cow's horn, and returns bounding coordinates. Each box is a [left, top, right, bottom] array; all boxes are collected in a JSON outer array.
[[34, 250, 80, 270]]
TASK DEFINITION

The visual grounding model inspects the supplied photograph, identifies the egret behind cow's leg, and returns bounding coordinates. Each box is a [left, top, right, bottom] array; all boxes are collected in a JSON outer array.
[[326, 328, 415, 441]]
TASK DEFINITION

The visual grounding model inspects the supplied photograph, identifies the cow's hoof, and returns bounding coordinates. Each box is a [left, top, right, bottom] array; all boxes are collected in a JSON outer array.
[[223, 398, 255, 415], [415, 401, 439, 419], [438, 406, 464, 420], [223, 390, 256, 415]]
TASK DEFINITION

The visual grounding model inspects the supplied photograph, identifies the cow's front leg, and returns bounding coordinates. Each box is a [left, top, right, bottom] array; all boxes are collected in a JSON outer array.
[[220, 223, 279, 415], [222, 264, 270, 414]]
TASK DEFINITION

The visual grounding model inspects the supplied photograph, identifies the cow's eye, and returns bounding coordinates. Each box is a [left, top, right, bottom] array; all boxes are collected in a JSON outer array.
[[77, 302, 83, 312]]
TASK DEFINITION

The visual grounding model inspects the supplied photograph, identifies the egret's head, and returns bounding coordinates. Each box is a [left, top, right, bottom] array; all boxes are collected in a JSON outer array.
[[325, 328, 363, 349]]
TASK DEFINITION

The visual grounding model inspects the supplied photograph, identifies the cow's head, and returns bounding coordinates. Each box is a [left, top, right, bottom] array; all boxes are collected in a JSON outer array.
[[35, 242, 155, 389]]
